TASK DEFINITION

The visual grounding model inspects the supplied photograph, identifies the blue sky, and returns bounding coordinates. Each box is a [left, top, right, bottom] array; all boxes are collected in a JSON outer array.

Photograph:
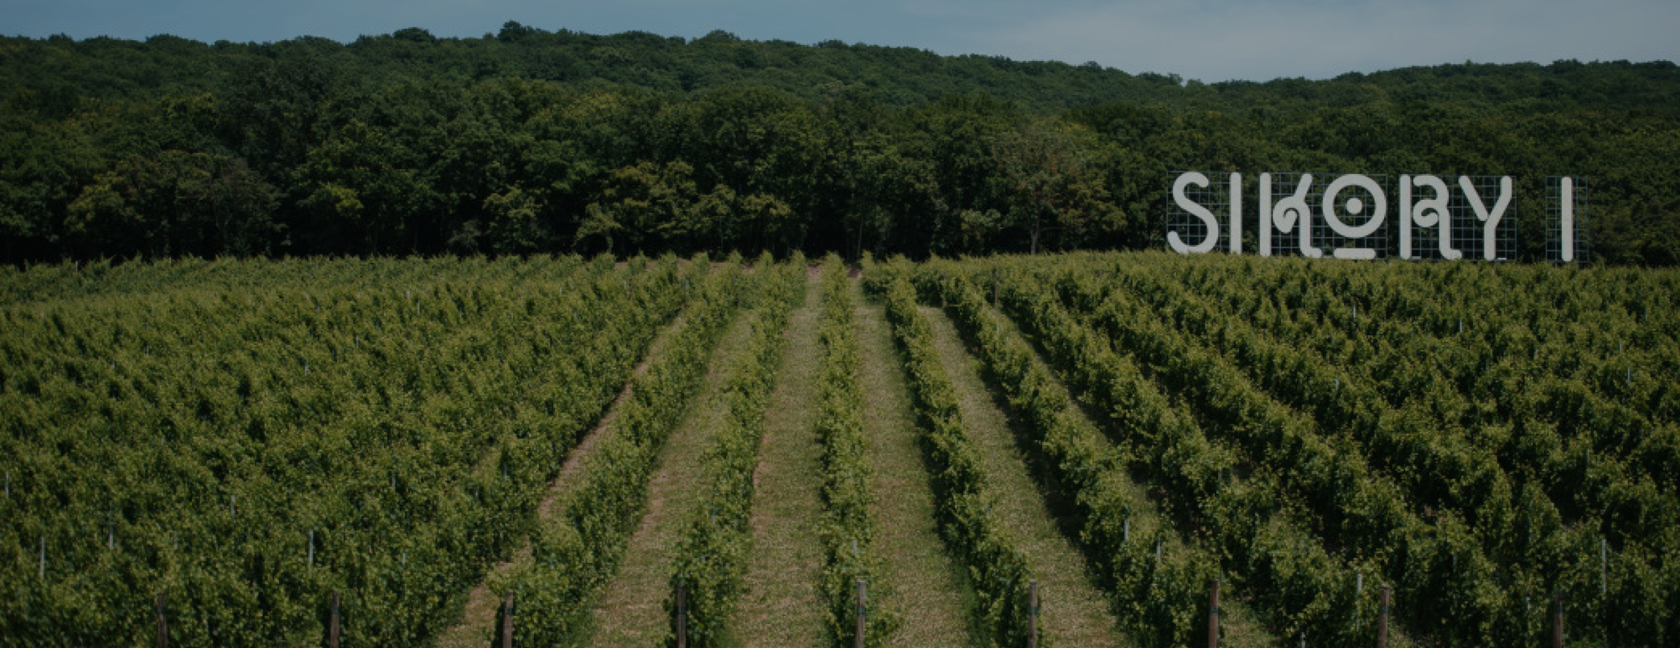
[[4, 0, 1677, 82]]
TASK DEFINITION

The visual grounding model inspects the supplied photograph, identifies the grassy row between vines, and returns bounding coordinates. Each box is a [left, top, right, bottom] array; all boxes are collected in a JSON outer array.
[[877, 274, 1036, 648], [922, 264, 1231, 648]]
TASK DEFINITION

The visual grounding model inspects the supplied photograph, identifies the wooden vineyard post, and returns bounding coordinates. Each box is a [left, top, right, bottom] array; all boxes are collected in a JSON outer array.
[[1208, 578, 1220, 648], [1377, 585, 1390, 648], [1027, 579, 1039, 648], [855, 578, 867, 648], [675, 583, 688, 648], [155, 592, 167, 648], [1552, 587, 1564, 648], [328, 591, 341, 648], [501, 591, 514, 648]]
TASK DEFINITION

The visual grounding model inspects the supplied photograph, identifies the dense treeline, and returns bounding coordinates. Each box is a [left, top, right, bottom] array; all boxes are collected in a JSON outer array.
[[3, 23, 1679, 264]]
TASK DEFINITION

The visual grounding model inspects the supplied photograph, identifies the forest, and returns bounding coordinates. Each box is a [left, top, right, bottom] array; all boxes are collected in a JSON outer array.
[[2, 22, 1678, 265]]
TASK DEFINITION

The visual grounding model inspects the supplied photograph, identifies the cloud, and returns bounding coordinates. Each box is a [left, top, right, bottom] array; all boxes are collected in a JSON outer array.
[[951, 0, 1680, 81], [4, 0, 1676, 81]]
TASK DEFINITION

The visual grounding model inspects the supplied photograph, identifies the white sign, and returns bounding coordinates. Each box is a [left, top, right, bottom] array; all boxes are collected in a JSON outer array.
[[1167, 172, 1588, 263]]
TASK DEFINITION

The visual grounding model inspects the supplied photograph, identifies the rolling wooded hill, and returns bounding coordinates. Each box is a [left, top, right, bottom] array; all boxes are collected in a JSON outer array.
[[3, 24, 1678, 264]]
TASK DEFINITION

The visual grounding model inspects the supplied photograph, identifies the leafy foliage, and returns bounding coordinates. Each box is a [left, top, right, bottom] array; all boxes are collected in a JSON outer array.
[[2, 241, 1676, 646]]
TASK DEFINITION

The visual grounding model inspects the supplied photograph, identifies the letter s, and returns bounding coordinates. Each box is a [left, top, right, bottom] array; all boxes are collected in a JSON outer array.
[[1170, 172, 1219, 254]]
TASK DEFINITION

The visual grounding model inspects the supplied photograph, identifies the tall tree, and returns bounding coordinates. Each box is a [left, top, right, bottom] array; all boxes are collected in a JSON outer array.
[[991, 121, 1121, 253]]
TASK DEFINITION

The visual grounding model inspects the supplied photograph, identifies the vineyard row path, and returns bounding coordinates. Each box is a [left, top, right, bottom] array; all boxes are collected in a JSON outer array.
[[854, 282, 975, 647], [729, 268, 826, 646], [586, 302, 764, 647], [432, 307, 692, 648], [972, 279, 1276, 648], [918, 305, 1127, 648]]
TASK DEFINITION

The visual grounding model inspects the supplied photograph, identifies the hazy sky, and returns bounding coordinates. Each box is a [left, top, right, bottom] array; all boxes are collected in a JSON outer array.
[[5, 0, 1677, 82]]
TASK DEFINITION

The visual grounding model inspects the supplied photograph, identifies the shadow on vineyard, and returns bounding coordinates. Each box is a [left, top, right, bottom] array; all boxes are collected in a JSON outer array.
[[2, 251, 1676, 647]]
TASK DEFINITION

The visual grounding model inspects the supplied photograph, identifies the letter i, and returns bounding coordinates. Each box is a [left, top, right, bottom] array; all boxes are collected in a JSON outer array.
[[1561, 177, 1575, 262], [1229, 173, 1243, 254], [1259, 173, 1273, 257], [1399, 175, 1413, 260]]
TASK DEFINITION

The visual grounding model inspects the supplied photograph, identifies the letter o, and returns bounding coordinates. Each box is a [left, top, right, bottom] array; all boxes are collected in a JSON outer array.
[[1322, 174, 1386, 239]]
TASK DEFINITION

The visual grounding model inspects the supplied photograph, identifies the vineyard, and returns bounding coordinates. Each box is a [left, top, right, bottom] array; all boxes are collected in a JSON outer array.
[[2, 252, 1676, 647]]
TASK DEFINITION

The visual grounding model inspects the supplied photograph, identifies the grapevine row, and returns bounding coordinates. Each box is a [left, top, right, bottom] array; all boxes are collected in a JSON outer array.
[[667, 252, 805, 647], [1116, 255, 1676, 544], [1145, 254, 1679, 644], [0, 254, 600, 306], [1051, 260, 1556, 645], [812, 256, 899, 647], [878, 275, 1035, 648], [921, 263, 1222, 648], [1169, 256, 1679, 479]]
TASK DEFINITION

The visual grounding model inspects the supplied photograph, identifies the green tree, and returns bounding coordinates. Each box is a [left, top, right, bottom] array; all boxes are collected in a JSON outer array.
[[991, 121, 1122, 253], [576, 161, 699, 255], [0, 118, 105, 261], [294, 119, 435, 253], [65, 150, 275, 257]]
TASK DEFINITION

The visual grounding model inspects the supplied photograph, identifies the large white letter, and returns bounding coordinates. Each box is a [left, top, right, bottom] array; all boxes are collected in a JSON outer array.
[[1228, 172, 1242, 254], [1402, 175, 1452, 260], [1561, 177, 1575, 262], [1322, 174, 1386, 260], [1170, 172, 1219, 254], [1270, 174, 1317, 258], [1459, 176, 1512, 261], [1260, 173, 1273, 257], [1400, 175, 1414, 259]]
